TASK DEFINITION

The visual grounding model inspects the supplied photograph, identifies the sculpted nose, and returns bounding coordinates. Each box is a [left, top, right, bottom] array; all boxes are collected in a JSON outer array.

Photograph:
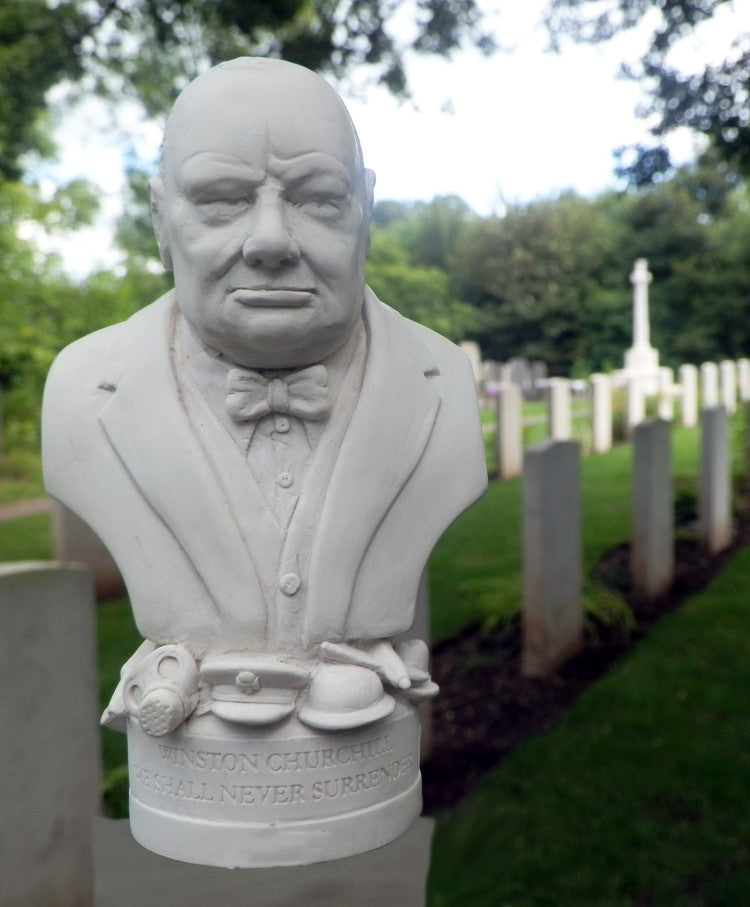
[[242, 195, 300, 269]]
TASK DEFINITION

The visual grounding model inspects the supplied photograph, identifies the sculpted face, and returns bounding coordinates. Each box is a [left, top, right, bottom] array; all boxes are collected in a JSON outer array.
[[151, 59, 375, 369]]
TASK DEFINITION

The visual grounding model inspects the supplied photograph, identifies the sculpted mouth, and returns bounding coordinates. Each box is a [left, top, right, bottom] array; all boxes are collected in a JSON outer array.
[[231, 287, 316, 308]]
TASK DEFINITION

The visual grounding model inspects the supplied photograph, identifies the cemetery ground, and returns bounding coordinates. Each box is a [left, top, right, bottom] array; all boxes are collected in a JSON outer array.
[[2, 412, 750, 904]]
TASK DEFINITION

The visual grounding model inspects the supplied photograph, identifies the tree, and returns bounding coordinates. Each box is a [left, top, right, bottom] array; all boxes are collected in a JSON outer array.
[[603, 148, 747, 364], [0, 0, 495, 179], [451, 191, 628, 372], [544, 0, 750, 181], [441, 150, 750, 374], [0, 1, 87, 179], [366, 222, 479, 341], [0, 175, 101, 451], [366, 195, 482, 340], [395, 195, 476, 271]]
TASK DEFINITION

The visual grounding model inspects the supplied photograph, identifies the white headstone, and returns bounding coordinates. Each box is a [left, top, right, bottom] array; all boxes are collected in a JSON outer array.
[[657, 366, 675, 421], [483, 360, 502, 384], [631, 420, 674, 599], [700, 361, 719, 408], [590, 374, 613, 454], [547, 377, 572, 441], [719, 359, 737, 415], [0, 563, 98, 907], [626, 376, 646, 437], [496, 382, 523, 478], [699, 407, 732, 554], [737, 358, 750, 403], [522, 440, 582, 677], [459, 340, 482, 384], [678, 363, 698, 428]]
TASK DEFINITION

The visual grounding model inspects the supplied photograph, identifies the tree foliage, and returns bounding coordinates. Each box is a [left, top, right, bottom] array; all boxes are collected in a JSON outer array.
[[366, 196, 481, 339], [0, 175, 101, 447], [0, 1, 87, 178], [452, 192, 629, 372], [544, 0, 750, 180], [366, 168, 750, 375], [366, 225, 479, 341], [0, 0, 495, 460], [365, 174, 750, 373], [0, 0, 494, 179]]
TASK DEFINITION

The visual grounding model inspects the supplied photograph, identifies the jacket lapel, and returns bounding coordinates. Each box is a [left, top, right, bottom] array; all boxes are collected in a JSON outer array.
[[97, 293, 268, 631], [301, 290, 441, 644]]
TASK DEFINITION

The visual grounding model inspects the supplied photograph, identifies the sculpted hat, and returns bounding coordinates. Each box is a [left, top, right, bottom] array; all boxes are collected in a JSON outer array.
[[200, 654, 310, 726], [297, 663, 395, 730]]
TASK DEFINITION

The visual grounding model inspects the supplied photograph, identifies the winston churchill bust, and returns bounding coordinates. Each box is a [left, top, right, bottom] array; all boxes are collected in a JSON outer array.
[[43, 57, 486, 867]]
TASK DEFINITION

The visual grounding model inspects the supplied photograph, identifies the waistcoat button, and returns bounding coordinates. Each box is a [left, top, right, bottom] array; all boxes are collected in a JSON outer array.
[[279, 573, 301, 595]]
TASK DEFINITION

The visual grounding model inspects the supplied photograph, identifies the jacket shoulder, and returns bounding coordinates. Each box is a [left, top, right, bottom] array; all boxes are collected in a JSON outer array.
[[409, 318, 476, 382], [44, 293, 173, 402], [365, 289, 476, 386], [42, 294, 174, 498], [365, 288, 486, 483]]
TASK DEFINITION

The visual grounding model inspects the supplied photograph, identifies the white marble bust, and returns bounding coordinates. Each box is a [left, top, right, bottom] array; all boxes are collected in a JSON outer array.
[[42, 58, 486, 866]]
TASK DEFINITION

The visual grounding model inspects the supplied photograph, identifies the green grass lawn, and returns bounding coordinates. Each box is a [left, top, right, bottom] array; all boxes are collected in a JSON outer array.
[[428, 545, 750, 906], [0, 512, 51, 561], [97, 595, 142, 816], [0, 450, 44, 504], [0, 478, 45, 506]]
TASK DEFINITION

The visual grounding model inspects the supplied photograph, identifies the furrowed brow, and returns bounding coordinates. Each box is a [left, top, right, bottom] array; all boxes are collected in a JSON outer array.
[[179, 154, 265, 197], [270, 153, 351, 189]]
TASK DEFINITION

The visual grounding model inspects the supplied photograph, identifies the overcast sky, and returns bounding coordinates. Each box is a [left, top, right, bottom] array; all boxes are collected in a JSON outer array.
[[36, 0, 746, 277]]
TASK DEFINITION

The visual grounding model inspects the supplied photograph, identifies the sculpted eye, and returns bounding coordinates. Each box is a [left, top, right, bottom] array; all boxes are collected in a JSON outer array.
[[196, 197, 249, 224], [290, 193, 348, 220], [286, 175, 350, 219], [306, 197, 343, 213]]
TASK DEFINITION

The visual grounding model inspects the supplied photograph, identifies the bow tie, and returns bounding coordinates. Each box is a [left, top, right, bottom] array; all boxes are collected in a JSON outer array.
[[225, 365, 331, 422]]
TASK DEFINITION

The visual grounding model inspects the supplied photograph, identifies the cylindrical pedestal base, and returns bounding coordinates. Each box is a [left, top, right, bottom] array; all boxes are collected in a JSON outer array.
[[127, 701, 421, 867]]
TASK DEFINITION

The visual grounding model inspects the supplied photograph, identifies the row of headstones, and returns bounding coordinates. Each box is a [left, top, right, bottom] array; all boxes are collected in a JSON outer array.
[[497, 358, 750, 480], [522, 407, 733, 677], [480, 357, 549, 399]]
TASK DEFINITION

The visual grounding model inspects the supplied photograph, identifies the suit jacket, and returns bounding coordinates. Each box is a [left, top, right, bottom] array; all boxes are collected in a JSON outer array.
[[42, 288, 487, 658]]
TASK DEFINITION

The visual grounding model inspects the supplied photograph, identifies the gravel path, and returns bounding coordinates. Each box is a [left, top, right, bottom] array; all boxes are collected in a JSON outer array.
[[0, 497, 52, 522]]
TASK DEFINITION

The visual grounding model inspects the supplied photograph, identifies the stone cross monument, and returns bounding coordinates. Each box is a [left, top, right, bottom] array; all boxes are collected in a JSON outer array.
[[42, 58, 486, 869], [623, 258, 660, 393]]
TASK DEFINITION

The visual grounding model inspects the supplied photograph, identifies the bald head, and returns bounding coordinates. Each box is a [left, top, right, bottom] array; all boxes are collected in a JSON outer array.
[[150, 58, 376, 369], [159, 58, 367, 190]]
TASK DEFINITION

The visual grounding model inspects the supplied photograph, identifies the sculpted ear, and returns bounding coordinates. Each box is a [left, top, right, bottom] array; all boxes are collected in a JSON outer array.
[[149, 176, 173, 271], [364, 168, 376, 218], [363, 168, 376, 257]]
